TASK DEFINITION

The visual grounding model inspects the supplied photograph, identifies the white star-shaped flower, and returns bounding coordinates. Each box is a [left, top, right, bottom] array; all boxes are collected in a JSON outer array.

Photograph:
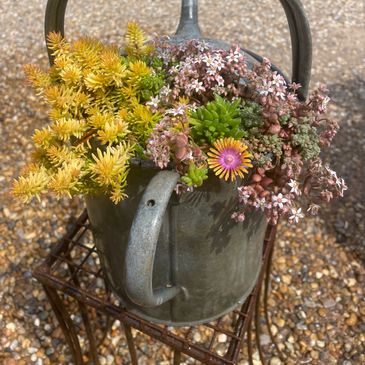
[[288, 179, 301, 195], [272, 193, 288, 209], [289, 207, 304, 223]]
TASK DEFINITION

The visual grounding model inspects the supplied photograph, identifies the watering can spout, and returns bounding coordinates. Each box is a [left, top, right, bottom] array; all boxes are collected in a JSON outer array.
[[175, 0, 201, 39]]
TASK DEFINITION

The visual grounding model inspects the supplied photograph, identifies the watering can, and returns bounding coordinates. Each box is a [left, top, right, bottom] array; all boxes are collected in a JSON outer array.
[[45, 0, 311, 325]]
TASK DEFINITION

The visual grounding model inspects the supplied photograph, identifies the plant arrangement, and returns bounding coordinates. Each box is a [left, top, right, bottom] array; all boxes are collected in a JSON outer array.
[[13, 22, 347, 225]]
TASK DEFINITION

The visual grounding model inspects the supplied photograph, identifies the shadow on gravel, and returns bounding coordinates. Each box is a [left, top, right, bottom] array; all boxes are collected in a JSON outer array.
[[320, 76, 365, 264]]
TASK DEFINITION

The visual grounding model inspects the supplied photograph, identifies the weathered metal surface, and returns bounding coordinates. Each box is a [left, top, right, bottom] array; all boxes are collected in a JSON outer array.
[[85, 163, 267, 325], [124, 170, 183, 308]]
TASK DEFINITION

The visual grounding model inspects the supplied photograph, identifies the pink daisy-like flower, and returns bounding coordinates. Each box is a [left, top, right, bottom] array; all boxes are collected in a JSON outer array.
[[207, 138, 252, 181]]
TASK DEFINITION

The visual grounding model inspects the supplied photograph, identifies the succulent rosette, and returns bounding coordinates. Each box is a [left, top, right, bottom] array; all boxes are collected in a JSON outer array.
[[13, 22, 346, 225]]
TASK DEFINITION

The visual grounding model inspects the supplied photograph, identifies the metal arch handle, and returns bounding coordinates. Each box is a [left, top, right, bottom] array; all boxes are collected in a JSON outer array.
[[45, 0, 68, 65], [45, 0, 311, 98], [124, 170, 182, 307], [279, 0, 312, 100]]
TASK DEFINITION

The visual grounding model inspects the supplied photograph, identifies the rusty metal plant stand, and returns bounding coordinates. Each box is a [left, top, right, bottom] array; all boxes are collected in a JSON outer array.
[[33, 210, 280, 365]]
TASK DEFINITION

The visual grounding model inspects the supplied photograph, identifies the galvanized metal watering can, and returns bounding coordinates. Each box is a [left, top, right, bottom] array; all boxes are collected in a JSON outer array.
[[45, 0, 312, 325]]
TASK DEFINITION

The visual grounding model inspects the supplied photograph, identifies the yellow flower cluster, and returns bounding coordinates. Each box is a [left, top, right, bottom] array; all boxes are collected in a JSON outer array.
[[13, 23, 162, 204]]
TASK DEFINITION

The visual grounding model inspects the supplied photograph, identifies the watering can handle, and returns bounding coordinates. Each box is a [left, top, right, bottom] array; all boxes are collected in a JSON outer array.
[[124, 170, 182, 307], [45, 0, 311, 99], [279, 0, 312, 100]]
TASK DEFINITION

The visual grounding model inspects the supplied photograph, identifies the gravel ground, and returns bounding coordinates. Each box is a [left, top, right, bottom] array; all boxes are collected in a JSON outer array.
[[0, 0, 364, 364]]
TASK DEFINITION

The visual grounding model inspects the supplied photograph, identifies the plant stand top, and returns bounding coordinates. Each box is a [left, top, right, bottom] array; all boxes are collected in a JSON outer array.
[[33, 210, 278, 364]]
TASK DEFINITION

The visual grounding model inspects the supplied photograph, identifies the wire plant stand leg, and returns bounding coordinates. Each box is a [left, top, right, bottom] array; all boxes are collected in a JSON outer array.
[[247, 316, 254, 365], [43, 286, 84, 365], [77, 299, 100, 364], [173, 350, 182, 365], [254, 282, 266, 365], [123, 323, 139, 365], [262, 227, 287, 362], [65, 254, 101, 365]]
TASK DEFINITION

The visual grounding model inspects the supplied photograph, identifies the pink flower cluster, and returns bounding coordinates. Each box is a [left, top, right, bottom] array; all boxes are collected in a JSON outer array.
[[154, 40, 248, 102], [233, 177, 303, 225], [305, 159, 348, 202], [149, 39, 346, 225], [146, 103, 205, 170]]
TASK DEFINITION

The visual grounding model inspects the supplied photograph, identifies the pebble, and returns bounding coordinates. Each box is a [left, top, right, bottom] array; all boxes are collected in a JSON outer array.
[[275, 318, 285, 328], [269, 357, 282, 365], [193, 332, 202, 342], [322, 298, 336, 308], [217, 334, 227, 343], [281, 275, 291, 285], [346, 278, 357, 287], [296, 322, 308, 331], [270, 325, 278, 336], [259, 334, 271, 346], [10, 340, 19, 350], [30, 354, 37, 362], [6, 322, 16, 331], [4, 360, 17, 365], [28, 347, 38, 354], [346, 313, 358, 326], [215, 343, 226, 356], [45, 348, 55, 355]]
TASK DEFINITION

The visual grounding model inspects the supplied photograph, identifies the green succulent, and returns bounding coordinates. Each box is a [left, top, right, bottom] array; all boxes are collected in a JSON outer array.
[[291, 123, 320, 160], [138, 73, 165, 101], [181, 163, 208, 187], [189, 94, 244, 144], [239, 101, 264, 138]]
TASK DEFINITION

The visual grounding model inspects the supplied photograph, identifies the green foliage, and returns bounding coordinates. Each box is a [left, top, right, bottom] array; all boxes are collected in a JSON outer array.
[[291, 123, 320, 160], [180, 163, 208, 187], [279, 114, 291, 126], [138, 73, 165, 101], [239, 101, 264, 138], [249, 134, 284, 167], [189, 95, 243, 144]]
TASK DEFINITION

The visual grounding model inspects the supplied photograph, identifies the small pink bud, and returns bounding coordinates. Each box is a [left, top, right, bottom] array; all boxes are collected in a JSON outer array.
[[269, 114, 278, 123], [257, 167, 266, 176], [261, 177, 273, 187], [193, 147, 202, 157], [268, 124, 281, 134], [260, 190, 270, 198], [254, 184, 264, 193], [175, 146, 188, 160], [252, 174, 262, 182]]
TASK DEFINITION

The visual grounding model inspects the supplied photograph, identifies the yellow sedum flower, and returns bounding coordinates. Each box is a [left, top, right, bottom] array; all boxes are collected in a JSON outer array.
[[51, 118, 87, 140], [15, 23, 158, 205], [48, 160, 85, 198], [12, 168, 50, 203], [89, 143, 133, 188], [97, 118, 130, 145]]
